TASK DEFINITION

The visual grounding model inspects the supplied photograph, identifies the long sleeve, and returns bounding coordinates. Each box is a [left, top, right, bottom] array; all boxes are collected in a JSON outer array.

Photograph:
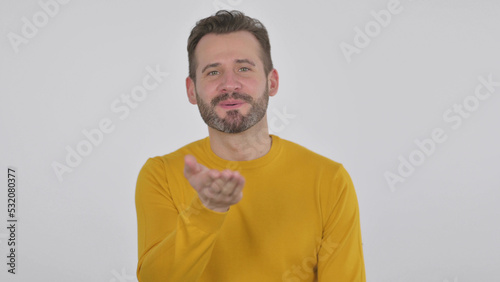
[[135, 157, 227, 282], [317, 165, 366, 281]]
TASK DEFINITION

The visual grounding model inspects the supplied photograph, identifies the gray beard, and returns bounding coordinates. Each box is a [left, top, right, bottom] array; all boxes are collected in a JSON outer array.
[[195, 88, 269, 134]]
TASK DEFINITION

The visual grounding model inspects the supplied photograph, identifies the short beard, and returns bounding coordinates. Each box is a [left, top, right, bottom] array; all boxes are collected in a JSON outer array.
[[195, 86, 269, 134]]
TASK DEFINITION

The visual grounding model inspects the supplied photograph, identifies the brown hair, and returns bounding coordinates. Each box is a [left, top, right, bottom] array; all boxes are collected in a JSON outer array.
[[187, 10, 273, 82]]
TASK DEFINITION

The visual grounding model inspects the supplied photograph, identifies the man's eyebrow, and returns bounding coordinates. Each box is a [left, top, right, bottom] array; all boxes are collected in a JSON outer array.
[[200, 59, 256, 74], [235, 59, 255, 66], [201, 63, 220, 74]]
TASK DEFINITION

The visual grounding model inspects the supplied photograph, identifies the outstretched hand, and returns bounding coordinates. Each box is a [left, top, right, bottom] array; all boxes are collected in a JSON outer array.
[[184, 154, 245, 212]]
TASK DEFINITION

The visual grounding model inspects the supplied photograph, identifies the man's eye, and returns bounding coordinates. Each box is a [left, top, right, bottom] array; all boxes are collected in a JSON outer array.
[[208, 71, 219, 76], [239, 67, 250, 72]]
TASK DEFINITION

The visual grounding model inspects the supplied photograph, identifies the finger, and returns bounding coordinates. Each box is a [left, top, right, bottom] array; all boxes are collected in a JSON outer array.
[[203, 170, 222, 194], [220, 170, 233, 182], [203, 173, 244, 206], [219, 171, 242, 196], [225, 172, 245, 197], [208, 169, 221, 180], [203, 185, 223, 199], [184, 155, 200, 177], [212, 170, 232, 191], [234, 172, 245, 190]]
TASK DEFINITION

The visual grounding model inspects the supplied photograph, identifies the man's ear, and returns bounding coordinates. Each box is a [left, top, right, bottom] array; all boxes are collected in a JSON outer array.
[[267, 69, 279, 97], [186, 76, 197, 105]]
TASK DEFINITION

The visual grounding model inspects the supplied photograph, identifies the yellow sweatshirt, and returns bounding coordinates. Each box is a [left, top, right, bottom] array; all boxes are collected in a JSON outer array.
[[135, 134, 365, 281]]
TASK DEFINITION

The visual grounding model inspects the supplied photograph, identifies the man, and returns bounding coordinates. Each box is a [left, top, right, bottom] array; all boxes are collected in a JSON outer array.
[[135, 10, 365, 281]]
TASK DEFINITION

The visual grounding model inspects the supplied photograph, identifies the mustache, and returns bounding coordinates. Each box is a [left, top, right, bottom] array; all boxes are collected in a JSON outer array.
[[211, 92, 253, 107]]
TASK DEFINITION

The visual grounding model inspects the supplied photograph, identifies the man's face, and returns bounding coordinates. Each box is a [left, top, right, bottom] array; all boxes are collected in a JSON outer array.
[[187, 31, 274, 133]]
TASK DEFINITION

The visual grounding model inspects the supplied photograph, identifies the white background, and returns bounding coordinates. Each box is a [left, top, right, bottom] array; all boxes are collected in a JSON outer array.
[[1, 0, 499, 281]]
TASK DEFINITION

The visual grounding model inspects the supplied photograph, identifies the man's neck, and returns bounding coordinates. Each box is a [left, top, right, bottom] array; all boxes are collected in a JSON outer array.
[[207, 117, 272, 162]]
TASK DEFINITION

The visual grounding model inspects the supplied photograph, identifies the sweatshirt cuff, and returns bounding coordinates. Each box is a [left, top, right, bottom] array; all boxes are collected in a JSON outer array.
[[181, 196, 227, 234]]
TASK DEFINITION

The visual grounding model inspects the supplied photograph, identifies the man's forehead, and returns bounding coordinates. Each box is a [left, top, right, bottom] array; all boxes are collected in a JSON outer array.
[[195, 31, 262, 63], [197, 30, 259, 47]]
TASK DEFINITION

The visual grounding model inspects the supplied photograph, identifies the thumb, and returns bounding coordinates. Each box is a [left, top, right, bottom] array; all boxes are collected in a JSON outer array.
[[184, 154, 200, 177]]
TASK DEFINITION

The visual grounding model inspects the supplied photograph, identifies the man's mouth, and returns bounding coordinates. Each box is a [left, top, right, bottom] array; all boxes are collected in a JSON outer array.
[[219, 100, 245, 109]]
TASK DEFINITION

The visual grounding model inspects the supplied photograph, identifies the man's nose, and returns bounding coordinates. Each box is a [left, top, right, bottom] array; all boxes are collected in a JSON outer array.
[[218, 71, 242, 93]]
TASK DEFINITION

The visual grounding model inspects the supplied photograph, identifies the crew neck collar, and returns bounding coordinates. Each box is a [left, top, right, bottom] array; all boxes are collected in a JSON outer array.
[[202, 134, 282, 170]]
